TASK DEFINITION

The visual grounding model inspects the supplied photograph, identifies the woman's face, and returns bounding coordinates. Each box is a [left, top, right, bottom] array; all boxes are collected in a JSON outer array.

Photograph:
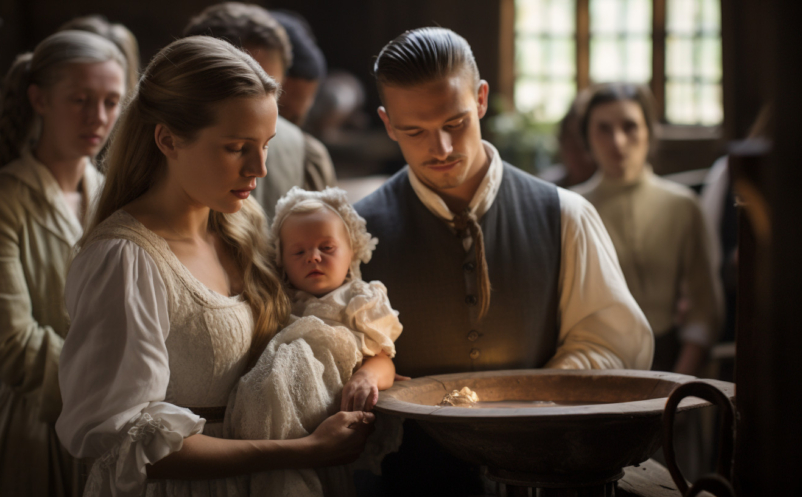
[[168, 94, 278, 214], [280, 208, 354, 297], [587, 99, 650, 182], [29, 60, 125, 160]]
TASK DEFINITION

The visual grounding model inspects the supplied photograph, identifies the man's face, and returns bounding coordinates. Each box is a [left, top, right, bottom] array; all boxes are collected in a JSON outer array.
[[587, 100, 650, 182], [378, 73, 489, 195]]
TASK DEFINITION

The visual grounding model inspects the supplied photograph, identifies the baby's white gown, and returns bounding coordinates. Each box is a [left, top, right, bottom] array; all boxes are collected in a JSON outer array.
[[225, 279, 403, 497]]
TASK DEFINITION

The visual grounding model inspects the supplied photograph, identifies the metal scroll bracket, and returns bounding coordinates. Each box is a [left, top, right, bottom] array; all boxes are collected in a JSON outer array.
[[662, 381, 736, 497]]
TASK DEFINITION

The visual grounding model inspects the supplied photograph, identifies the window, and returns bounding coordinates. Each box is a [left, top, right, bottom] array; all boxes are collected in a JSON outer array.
[[512, 0, 722, 125]]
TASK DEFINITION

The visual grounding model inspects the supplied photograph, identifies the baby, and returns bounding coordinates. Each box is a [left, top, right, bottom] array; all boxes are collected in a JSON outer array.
[[225, 187, 403, 496]]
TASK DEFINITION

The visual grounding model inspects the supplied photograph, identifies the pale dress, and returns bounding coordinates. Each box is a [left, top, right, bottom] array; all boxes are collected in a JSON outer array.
[[56, 210, 254, 497], [0, 150, 101, 497], [225, 280, 403, 496]]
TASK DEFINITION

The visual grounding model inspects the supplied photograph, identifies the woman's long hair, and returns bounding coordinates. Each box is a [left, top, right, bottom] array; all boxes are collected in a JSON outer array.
[[83, 36, 291, 365], [0, 30, 126, 166]]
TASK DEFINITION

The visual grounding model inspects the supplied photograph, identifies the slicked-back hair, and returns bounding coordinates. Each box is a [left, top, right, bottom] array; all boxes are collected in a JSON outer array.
[[373, 27, 480, 103], [580, 82, 657, 149]]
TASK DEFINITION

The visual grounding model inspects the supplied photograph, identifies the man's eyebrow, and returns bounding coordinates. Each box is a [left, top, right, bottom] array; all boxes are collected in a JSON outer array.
[[394, 111, 470, 131]]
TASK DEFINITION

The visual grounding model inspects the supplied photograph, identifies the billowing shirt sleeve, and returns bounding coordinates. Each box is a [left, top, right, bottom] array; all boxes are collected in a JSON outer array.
[[56, 239, 204, 497], [545, 189, 654, 370], [344, 281, 403, 358]]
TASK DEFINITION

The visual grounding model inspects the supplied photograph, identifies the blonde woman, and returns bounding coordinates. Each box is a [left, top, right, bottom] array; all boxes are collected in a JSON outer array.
[[0, 30, 126, 496], [55, 36, 374, 497]]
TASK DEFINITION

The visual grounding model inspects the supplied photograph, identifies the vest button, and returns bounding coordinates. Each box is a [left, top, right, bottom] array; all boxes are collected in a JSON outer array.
[[469, 348, 481, 360], [465, 295, 478, 306], [467, 330, 480, 341], [463, 261, 475, 272]]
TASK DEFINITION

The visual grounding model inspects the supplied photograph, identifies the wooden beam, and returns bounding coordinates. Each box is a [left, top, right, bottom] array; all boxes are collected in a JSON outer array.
[[498, 0, 516, 112], [576, 0, 590, 89], [652, 0, 667, 121]]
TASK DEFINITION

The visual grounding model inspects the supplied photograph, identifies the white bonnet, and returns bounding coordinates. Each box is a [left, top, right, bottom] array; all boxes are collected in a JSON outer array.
[[269, 186, 378, 280]]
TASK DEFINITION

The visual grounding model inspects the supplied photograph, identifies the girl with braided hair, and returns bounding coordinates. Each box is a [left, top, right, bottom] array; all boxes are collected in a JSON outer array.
[[0, 30, 126, 496]]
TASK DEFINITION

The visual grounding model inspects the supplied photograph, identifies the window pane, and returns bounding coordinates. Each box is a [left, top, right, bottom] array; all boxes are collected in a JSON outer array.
[[699, 38, 721, 79], [591, 0, 621, 34], [667, 37, 694, 78], [547, 0, 575, 35], [515, 0, 577, 123], [517, 37, 544, 76], [666, 81, 695, 123], [591, 37, 622, 82], [666, 0, 722, 124], [626, 0, 652, 34], [590, 0, 652, 84], [550, 39, 576, 78], [700, 0, 720, 33], [667, 0, 696, 35], [625, 38, 652, 81], [515, 78, 544, 113], [699, 83, 722, 125]]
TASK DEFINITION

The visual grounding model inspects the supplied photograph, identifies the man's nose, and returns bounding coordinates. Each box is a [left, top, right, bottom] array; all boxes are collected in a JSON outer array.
[[612, 128, 628, 151], [429, 130, 453, 161]]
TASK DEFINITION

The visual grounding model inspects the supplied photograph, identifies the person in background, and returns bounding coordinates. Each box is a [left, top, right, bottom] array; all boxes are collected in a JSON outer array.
[[576, 82, 722, 376], [355, 27, 653, 496], [0, 30, 126, 496], [540, 91, 597, 188], [59, 15, 140, 97], [184, 2, 336, 219], [270, 10, 326, 128]]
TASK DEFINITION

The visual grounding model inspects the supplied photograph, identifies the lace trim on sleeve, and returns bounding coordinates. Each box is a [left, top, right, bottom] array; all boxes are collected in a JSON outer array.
[[83, 408, 204, 497]]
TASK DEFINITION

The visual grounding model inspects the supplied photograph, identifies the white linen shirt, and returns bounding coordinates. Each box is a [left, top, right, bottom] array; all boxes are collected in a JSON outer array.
[[408, 140, 654, 370]]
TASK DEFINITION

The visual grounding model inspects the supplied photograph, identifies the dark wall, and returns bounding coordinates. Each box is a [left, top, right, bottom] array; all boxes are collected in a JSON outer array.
[[0, 0, 503, 126]]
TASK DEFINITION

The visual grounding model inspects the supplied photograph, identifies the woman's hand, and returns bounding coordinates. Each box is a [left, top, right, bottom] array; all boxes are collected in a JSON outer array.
[[305, 411, 376, 466], [341, 368, 380, 412]]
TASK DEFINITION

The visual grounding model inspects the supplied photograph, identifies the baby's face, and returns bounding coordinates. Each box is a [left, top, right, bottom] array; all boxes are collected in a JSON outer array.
[[280, 208, 354, 297]]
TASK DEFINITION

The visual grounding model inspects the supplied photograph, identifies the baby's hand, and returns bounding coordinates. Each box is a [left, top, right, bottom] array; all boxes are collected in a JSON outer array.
[[341, 369, 380, 412]]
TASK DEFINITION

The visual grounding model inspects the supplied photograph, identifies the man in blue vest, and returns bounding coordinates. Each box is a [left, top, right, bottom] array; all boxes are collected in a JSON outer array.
[[355, 27, 654, 495]]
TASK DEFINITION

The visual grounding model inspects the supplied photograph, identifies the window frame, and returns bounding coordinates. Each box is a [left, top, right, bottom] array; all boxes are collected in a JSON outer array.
[[502, 0, 723, 131]]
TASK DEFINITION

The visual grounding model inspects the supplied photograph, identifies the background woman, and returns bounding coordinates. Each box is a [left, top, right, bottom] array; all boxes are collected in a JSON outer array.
[[0, 30, 126, 496], [577, 83, 721, 376], [576, 83, 722, 479], [56, 36, 374, 497]]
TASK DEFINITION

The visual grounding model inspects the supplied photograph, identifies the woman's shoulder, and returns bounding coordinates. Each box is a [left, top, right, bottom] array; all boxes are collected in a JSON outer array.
[[84, 209, 163, 250]]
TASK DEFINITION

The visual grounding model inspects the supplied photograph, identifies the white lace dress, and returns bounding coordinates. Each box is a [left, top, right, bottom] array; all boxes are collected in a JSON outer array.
[[225, 280, 403, 496], [56, 210, 254, 497]]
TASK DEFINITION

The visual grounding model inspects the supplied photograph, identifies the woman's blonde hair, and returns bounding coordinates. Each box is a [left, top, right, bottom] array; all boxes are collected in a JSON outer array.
[[84, 35, 290, 366], [0, 30, 126, 166]]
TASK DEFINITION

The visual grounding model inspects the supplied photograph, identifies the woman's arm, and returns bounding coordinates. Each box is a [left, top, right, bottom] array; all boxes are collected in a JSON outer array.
[[0, 188, 65, 421], [148, 410, 375, 479], [58, 240, 376, 491], [341, 352, 395, 412]]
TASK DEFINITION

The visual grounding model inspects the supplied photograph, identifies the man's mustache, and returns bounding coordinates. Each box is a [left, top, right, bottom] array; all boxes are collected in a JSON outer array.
[[422, 154, 466, 167]]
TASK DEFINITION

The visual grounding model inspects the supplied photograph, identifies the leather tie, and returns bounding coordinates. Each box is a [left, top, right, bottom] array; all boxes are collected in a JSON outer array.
[[452, 208, 491, 321]]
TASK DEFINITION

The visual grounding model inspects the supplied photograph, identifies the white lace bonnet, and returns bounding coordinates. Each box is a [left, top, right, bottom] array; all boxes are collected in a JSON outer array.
[[269, 186, 378, 280]]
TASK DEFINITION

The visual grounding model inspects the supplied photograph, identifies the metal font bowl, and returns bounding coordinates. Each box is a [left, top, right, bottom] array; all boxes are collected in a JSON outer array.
[[375, 369, 735, 487]]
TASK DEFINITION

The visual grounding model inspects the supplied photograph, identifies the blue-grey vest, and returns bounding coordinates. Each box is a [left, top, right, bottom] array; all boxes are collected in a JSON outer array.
[[356, 164, 562, 377]]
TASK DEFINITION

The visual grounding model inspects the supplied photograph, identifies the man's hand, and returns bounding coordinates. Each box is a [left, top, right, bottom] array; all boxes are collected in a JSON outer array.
[[341, 368, 380, 412]]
